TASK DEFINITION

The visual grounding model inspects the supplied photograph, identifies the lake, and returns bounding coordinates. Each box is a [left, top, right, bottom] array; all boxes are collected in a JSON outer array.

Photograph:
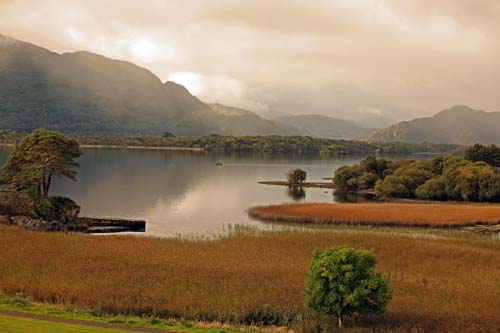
[[0, 148, 420, 236]]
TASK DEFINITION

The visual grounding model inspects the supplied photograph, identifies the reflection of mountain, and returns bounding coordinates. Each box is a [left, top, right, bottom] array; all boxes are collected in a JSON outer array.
[[50, 149, 206, 218]]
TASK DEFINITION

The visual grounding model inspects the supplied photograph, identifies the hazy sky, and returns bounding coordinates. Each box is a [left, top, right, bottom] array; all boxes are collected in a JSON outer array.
[[1, 0, 499, 120]]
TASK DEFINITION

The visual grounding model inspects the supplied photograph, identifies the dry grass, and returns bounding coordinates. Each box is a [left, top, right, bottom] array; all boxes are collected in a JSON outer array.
[[248, 202, 500, 228], [0, 225, 500, 332]]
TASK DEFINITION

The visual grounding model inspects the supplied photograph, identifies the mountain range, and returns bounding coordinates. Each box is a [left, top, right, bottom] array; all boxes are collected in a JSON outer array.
[[1, 34, 499, 144], [367, 105, 500, 145], [0, 34, 375, 138]]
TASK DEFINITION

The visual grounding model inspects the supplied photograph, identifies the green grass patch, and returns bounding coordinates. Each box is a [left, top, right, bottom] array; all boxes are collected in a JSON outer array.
[[0, 295, 257, 333]]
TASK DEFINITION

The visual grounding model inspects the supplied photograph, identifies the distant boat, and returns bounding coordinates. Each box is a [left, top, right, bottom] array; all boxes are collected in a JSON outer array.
[[216, 162, 223, 166]]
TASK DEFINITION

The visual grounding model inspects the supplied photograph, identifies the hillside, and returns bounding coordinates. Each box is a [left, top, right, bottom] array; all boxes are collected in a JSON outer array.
[[0, 34, 291, 136], [273, 114, 374, 139], [207, 103, 299, 136], [367, 105, 500, 145]]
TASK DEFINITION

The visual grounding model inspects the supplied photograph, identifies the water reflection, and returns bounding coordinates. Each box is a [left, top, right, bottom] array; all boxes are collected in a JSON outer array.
[[0, 147, 418, 236], [286, 186, 306, 201]]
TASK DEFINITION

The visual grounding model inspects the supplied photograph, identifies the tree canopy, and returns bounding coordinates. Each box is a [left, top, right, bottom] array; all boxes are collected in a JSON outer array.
[[287, 168, 307, 185], [304, 246, 392, 333], [465, 143, 500, 167], [1, 129, 82, 198], [334, 155, 500, 202]]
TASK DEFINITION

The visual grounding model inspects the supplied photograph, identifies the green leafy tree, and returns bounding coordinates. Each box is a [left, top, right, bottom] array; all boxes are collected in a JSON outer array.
[[416, 176, 447, 200], [304, 246, 392, 333], [375, 175, 410, 198], [1, 129, 82, 198], [287, 168, 307, 185], [465, 144, 500, 167]]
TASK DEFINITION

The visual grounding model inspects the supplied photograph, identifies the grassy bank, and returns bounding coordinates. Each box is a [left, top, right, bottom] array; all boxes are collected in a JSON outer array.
[[248, 202, 500, 228], [0, 295, 254, 333], [0, 226, 499, 332]]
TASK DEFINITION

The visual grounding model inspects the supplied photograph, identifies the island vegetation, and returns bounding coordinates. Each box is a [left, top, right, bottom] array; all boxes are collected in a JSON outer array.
[[1, 131, 465, 155], [334, 152, 500, 202]]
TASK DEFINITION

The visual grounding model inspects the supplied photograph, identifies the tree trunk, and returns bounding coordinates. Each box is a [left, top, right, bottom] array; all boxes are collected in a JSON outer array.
[[338, 316, 342, 333], [45, 174, 51, 198], [37, 182, 43, 198]]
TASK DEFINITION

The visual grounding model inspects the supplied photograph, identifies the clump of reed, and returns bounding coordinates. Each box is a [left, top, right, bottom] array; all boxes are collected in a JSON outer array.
[[1, 225, 500, 332], [248, 202, 500, 228]]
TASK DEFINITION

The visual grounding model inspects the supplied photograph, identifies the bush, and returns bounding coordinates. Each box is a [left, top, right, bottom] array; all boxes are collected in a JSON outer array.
[[30, 194, 80, 223], [304, 246, 392, 333], [287, 168, 307, 185], [375, 176, 410, 198], [416, 177, 447, 200]]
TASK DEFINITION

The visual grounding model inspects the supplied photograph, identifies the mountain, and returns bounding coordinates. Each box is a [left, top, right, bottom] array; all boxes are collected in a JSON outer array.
[[256, 110, 291, 120], [352, 115, 395, 129], [273, 114, 374, 139], [0, 34, 290, 136], [367, 105, 500, 145], [207, 103, 297, 135]]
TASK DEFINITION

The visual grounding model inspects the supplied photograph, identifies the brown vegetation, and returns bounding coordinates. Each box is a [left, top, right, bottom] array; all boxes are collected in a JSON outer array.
[[248, 203, 500, 228], [0, 226, 500, 332]]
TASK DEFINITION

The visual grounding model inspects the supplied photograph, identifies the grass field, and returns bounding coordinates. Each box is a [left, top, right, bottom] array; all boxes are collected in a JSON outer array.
[[0, 314, 131, 333], [248, 202, 500, 228], [1, 225, 500, 332]]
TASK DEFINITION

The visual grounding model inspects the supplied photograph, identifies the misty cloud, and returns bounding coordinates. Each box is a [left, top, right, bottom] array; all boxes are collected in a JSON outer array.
[[0, 0, 499, 121]]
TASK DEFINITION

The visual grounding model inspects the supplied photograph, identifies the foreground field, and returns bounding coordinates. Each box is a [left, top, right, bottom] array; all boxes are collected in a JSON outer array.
[[248, 202, 500, 228], [0, 314, 130, 333], [0, 226, 500, 332]]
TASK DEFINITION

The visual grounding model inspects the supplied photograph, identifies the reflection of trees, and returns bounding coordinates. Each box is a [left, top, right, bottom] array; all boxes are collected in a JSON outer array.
[[333, 190, 376, 203], [287, 186, 306, 201]]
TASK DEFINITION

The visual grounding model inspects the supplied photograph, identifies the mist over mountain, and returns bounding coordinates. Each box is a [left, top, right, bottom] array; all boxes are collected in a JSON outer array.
[[206, 103, 297, 135], [367, 105, 500, 145], [273, 114, 374, 140], [0, 34, 296, 136]]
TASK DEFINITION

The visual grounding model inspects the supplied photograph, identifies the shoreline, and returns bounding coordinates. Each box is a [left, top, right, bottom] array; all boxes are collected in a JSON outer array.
[[0, 142, 204, 152], [258, 181, 336, 189]]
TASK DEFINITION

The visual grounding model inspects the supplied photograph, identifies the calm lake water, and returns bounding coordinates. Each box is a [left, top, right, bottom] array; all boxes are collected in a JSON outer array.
[[0, 148, 421, 236]]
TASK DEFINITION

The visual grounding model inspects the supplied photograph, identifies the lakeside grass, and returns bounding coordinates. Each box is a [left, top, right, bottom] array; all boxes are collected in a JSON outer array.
[[0, 314, 131, 333], [0, 295, 255, 333], [0, 226, 500, 332], [248, 202, 500, 228]]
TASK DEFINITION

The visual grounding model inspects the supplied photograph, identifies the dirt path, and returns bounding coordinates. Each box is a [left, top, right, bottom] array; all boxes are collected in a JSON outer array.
[[0, 309, 178, 332]]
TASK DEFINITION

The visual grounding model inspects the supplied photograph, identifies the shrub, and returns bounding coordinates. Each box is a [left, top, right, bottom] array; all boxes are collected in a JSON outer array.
[[375, 176, 409, 198], [304, 246, 392, 333], [287, 168, 307, 185]]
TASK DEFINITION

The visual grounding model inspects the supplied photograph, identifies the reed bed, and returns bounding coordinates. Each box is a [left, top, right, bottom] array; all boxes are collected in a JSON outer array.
[[0, 225, 500, 332], [248, 202, 500, 228]]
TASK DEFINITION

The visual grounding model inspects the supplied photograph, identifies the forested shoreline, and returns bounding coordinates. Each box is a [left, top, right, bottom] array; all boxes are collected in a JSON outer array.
[[0, 131, 465, 155]]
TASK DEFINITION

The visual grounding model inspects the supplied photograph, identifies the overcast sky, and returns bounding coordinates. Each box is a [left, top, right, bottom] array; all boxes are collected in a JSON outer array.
[[1, 0, 499, 121]]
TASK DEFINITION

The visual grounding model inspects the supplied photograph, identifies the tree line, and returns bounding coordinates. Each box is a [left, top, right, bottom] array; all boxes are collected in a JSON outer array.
[[1, 131, 465, 155], [334, 144, 500, 202]]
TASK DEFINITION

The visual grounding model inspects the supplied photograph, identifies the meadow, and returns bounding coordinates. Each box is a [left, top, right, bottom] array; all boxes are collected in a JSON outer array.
[[0, 226, 499, 332], [248, 202, 500, 228]]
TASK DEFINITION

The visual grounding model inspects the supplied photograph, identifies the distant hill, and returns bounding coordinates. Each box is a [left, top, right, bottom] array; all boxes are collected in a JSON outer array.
[[207, 103, 298, 135], [273, 114, 374, 139], [0, 34, 294, 137], [367, 105, 500, 145], [256, 110, 291, 120], [352, 115, 395, 129]]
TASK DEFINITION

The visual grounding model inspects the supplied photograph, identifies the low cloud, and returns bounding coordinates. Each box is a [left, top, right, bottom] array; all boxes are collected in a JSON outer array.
[[0, 0, 499, 120]]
